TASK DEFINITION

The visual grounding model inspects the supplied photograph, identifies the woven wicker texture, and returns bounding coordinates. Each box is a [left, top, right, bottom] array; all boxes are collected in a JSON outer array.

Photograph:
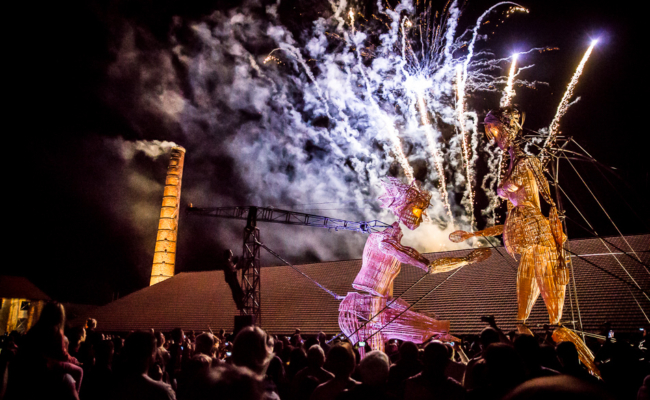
[[378, 178, 432, 230], [338, 292, 450, 352]]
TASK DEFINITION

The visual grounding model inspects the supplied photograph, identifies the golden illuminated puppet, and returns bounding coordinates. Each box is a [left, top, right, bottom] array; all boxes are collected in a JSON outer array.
[[449, 107, 599, 377]]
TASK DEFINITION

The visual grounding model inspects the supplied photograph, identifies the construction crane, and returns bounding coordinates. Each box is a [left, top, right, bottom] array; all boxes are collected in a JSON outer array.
[[186, 204, 391, 326]]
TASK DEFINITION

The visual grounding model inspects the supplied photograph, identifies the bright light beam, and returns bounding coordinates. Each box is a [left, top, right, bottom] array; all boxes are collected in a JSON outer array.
[[456, 66, 476, 228], [501, 53, 519, 107], [544, 40, 598, 151]]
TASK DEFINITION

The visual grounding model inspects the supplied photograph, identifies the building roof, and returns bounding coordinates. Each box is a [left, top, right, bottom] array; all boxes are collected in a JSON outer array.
[[73, 235, 650, 336], [0, 276, 51, 301]]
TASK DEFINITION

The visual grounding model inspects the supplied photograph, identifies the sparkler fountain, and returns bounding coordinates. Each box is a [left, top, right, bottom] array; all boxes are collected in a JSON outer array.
[[259, 0, 534, 238]]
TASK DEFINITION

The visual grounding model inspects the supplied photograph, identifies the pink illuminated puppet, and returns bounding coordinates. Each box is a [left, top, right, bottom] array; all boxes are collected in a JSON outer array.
[[449, 107, 600, 377], [339, 178, 491, 354]]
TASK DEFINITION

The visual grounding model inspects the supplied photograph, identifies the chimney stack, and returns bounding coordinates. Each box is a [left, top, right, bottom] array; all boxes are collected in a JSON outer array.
[[150, 146, 186, 286]]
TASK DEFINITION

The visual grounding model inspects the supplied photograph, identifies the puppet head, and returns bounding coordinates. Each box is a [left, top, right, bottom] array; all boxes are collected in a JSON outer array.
[[484, 107, 523, 150], [379, 178, 431, 230]]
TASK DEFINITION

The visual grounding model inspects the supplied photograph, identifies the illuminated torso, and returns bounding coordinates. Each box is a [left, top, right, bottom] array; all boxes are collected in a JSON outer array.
[[502, 156, 556, 255], [352, 225, 402, 297]]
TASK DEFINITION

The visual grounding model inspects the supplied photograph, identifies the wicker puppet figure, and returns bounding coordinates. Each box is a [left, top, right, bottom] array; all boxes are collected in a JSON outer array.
[[341, 181, 491, 354], [449, 107, 599, 377]]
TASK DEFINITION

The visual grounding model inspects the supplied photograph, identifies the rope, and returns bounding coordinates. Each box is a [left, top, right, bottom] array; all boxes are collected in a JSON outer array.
[[255, 239, 343, 300], [553, 178, 650, 303], [552, 157, 580, 336], [327, 269, 432, 345], [563, 247, 649, 299], [363, 265, 467, 342], [563, 145, 643, 264], [561, 212, 649, 271]]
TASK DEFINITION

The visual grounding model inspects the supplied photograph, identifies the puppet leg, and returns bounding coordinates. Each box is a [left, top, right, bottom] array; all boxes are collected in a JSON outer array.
[[553, 326, 601, 379], [517, 248, 541, 323], [531, 245, 566, 324], [381, 298, 451, 343]]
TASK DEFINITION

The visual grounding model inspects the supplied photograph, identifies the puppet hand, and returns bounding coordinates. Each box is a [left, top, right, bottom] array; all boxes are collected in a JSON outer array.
[[449, 230, 473, 243]]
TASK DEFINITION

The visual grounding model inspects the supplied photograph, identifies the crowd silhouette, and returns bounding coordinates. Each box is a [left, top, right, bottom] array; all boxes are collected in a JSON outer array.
[[0, 302, 647, 400]]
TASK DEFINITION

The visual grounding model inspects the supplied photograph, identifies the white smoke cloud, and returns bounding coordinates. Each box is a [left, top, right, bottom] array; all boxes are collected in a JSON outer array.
[[103, 0, 540, 268], [118, 139, 180, 161]]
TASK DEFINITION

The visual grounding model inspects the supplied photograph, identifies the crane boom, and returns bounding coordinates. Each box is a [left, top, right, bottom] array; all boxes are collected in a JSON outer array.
[[186, 205, 391, 234]]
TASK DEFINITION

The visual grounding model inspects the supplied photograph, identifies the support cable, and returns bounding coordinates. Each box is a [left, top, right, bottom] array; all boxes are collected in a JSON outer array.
[[562, 247, 649, 299], [255, 239, 344, 300], [562, 213, 649, 271], [553, 184, 650, 306], [557, 161, 650, 295], [552, 156, 580, 335], [363, 265, 468, 342], [327, 270, 433, 345], [563, 144, 643, 264]]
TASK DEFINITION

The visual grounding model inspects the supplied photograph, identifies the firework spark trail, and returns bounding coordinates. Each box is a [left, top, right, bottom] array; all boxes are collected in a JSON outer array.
[[265, 47, 332, 119], [349, 16, 415, 183], [456, 66, 476, 228], [501, 53, 519, 107], [462, 2, 527, 85], [543, 40, 598, 153], [417, 92, 454, 224]]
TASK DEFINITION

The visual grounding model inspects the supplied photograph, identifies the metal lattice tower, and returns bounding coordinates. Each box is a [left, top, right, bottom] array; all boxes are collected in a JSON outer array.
[[241, 208, 261, 324]]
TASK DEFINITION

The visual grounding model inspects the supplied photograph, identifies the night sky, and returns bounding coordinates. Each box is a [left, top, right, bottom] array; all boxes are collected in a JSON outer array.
[[6, 0, 647, 305]]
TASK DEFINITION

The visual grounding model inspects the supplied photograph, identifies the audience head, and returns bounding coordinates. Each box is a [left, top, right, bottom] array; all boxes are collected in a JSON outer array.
[[480, 326, 500, 349], [514, 334, 541, 369], [171, 328, 184, 343], [36, 301, 66, 332], [289, 347, 308, 372], [556, 341, 579, 368], [539, 343, 561, 371], [112, 336, 124, 354], [123, 331, 156, 374], [385, 341, 398, 356], [155, 331, 165, 348], [96, 339, 115, 367], [317, 331, 327, 343], [504, 375, 613, 400], [444, 343, 455, 360], [273, 340, 283, 355], [327, 342, 356, 379], [304, 336, 318, 350], [190, 364, 264, 400], [196, 333, 216, 356], [232, 326, 274, 376], [398, 341, 419, 363], [68, 326, 86, 347], [484, 343, 525, 389], [358, 350, 389, 386], [307, 345, 326, 369], [86, 318, 97, 330], [422, 341, 450, 375]]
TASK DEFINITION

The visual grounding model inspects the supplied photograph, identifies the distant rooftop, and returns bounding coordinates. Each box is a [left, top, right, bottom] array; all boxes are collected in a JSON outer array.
[[72, 234, 649, 336], [0, 276, 51, 301]]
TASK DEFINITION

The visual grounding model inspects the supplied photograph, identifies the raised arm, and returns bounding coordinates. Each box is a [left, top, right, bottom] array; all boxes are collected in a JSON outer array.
[[429, 248, 491, 274], [449, 225, 504, 243], [378, 237, 430, 272]]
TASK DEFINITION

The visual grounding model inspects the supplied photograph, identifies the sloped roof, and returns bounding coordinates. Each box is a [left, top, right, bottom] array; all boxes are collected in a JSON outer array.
[[75, 235, 649, 336], [0, 276, 51, 301]]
